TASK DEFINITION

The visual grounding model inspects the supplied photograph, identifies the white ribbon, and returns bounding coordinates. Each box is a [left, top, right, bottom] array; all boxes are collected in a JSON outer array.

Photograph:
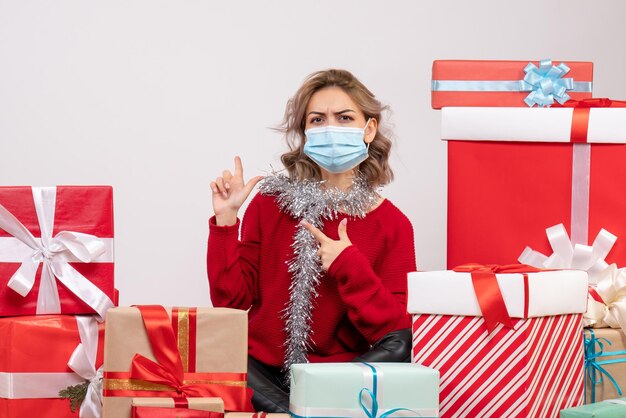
[[0, 372, 84, 398], [0, 187, 113, 320], [0, 316, 103, 418], [68, 316, 104, 418], [518, 223, 617, 284], [583, 264, 626, 332], [571, 143, 591, 247]]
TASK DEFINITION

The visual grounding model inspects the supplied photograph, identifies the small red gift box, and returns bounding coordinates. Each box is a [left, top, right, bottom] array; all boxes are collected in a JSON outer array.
[[431, 59, 593, 108], [0, 186, 115, 319], [225, 414, 291, 418], [131, 397, 224, 418], [0, 314, 104, 418], [132, 406, 223, 418]]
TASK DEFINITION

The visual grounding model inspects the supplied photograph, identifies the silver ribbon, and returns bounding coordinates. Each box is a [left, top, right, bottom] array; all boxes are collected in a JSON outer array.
[[0, 187, 114, 320], [571, 143, 591, 247], [432, 80, 592, 93]]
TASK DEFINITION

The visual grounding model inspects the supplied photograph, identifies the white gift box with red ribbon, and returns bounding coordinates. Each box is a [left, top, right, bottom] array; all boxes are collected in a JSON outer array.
[[409, 268, 587, 417]]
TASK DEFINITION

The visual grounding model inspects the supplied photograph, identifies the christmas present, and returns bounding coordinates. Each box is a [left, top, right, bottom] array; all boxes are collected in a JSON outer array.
[[442, 99, 626, 271], [225, 414, 290, 418], [102, 306, 254, 417], [131, 397, 224, 418], [132, 407, 221, 418], [431, 59, 593, 109], [0, 186, 115, 319], [289, 362, 439, 418], [0, 314, 104, 418], [409, 265, 587, 417], [584, 329, 626, 403], [560, 398, 626, 417]]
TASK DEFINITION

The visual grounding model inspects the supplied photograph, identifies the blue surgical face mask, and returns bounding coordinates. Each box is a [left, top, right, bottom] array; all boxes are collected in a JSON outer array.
[[303, 119, 371, 174]]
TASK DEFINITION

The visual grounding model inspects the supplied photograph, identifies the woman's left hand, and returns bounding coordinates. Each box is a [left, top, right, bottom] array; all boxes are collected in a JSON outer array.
[[300, 218, 352, 271]]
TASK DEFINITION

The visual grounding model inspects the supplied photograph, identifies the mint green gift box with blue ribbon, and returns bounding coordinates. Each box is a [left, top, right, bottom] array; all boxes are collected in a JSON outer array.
[[289, 362, 439, 418], [560, 398, 626, 417]]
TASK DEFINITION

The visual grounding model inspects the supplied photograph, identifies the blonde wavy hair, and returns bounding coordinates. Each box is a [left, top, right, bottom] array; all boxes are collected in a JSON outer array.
[[279, 69, 394, 187]]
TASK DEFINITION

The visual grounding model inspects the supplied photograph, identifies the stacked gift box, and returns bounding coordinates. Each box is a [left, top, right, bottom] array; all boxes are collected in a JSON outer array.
[[0, 186, 442, 418], [0, 186, 115, 417], [423, 58, 626, 417]]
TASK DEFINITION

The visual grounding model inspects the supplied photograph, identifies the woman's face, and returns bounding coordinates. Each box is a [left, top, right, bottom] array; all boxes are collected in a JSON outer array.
[[304, 86, 368, 130]]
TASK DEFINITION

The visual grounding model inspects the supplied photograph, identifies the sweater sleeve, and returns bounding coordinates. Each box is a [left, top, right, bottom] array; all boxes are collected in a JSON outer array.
[[328, 212, 415, 344], [206, 194, 262, 309]]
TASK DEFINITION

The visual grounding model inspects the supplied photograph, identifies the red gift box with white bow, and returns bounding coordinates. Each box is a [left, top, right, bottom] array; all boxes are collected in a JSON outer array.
[[442, 100, 626, 273], [0, 186, 115, 319]]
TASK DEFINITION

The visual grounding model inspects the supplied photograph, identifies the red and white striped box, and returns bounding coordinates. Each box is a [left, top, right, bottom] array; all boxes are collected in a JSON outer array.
[[408, 269, 588, 418]]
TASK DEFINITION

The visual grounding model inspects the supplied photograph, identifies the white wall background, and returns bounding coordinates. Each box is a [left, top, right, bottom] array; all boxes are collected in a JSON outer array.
[[1, 0, 625, 307]]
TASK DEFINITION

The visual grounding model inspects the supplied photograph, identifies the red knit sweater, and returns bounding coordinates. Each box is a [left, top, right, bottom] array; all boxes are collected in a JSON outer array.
[[207, 193, 415, 367]]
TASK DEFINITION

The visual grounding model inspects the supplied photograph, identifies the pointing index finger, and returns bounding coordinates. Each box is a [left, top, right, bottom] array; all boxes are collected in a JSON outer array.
[[234, 156, 243, 177], [299, 220, 327, 243]]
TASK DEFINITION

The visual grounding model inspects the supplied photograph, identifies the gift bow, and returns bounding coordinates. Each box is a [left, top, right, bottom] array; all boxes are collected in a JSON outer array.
[[67, 316, 104, 418], [452, 263, 543, 333], [584, 329, 625, 403], [583, 264, 626, 331], [521, 59, 575, 107], [518, 223, 616, 284], [129, 305, 254, 411], [0, 187, 114, 320]]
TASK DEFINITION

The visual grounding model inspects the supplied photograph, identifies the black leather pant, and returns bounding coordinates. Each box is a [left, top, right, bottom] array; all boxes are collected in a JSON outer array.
[[247, 328, 413, 413]]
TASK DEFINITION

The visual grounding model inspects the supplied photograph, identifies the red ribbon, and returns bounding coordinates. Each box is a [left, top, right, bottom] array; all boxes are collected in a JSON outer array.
[[132, 406, 224, 418], [452, 264, 543, 333], [554, 98, 626, 143], [588, 287, 606, 305], [128, 305, 254, 411]]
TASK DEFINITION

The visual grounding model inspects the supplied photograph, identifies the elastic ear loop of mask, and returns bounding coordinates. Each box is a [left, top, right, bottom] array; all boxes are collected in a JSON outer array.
[[364, 118, 372, 151]]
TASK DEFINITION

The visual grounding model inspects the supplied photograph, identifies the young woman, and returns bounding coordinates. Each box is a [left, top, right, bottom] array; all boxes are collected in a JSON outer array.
[[207, 69, 416, 412]]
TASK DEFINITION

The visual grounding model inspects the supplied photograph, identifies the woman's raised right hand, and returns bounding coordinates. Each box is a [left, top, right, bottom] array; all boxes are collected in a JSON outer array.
[[211, 156, 263, 226]]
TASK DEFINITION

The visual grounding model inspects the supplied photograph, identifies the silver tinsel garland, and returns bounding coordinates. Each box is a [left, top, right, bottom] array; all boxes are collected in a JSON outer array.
[[259, 173, 379, 381]]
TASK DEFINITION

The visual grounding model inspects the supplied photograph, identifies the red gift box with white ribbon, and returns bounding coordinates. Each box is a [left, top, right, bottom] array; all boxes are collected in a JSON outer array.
[[0, 314, 105, 418], [0, 186, 115, 319], [442, 100, 626, 272], [408, 266, 588, 417]]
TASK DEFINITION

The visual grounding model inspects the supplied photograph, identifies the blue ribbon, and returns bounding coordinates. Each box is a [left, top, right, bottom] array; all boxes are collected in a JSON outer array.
[[358, 362, 423, 418], [431, 58, 592, 108], [521, 59, 574, 107], [584, 329, 626, 403]]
